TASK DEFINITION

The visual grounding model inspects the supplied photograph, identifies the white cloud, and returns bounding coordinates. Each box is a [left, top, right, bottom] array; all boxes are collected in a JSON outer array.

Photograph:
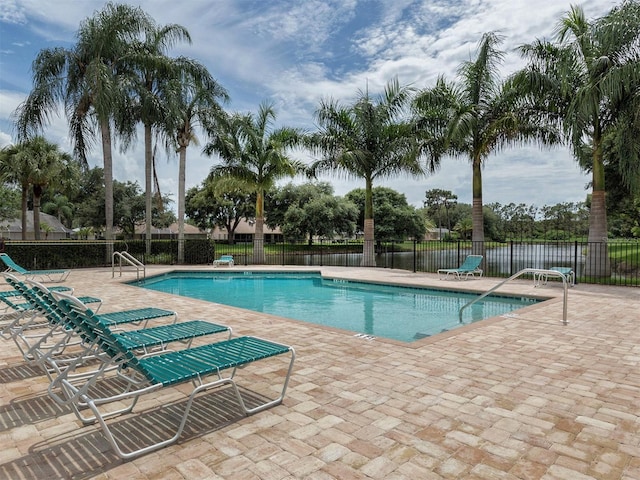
[[0, 0, 614, 214], [0, 0, 25, 24]]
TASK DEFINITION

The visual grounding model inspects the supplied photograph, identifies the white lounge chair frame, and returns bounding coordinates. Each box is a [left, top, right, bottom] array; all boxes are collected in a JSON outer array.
[[48, 291, 295, 459], [213, 255, 234, 267]]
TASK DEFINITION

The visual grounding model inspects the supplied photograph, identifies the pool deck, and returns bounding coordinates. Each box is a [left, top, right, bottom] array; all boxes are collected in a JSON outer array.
[[0, 266, 638, 479]]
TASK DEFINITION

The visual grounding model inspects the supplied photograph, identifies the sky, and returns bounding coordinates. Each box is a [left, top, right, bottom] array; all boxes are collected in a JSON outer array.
[[0, 0, 620, 214]]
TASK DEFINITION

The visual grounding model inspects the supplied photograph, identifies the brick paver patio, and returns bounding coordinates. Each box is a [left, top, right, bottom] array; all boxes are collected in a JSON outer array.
[[0, 266, 638, 479]]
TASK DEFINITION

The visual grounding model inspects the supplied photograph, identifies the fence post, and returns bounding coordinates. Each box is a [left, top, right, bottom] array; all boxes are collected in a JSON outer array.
[[510, 240, 514, 277], [574, 240, 578, 285], [345, 241, 348, 267], [413, 240, 417, 273], [390, 242, 394, 269]]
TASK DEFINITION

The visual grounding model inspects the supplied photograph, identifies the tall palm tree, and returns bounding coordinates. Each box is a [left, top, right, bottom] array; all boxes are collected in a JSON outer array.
[[14, 2, 151, 246], [162, 64, 228, 263], [516, 2, 640, 277], [414, 33, 560, 252], [127, 21, 193, 255], [204, 102, 304, 264], [308, 78, 425, 266]]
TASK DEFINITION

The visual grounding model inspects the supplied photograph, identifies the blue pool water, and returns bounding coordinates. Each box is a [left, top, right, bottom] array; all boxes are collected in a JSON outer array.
[[136, 272, 540, 343]]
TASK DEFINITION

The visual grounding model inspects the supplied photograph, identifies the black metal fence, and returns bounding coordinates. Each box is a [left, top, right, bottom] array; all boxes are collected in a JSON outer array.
[[3, 238, 639, 286]]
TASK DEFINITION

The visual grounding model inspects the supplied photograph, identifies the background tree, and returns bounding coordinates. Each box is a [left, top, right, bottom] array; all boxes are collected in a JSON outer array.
[[308, 78, 425, 266], [606, 163, 640, 238], [444, 203, 473, 241], [112, 180, 175, 238], [40, 222, 54, 239], [22, 137, 79, 239], [204, 102, 304, 263], [414, 32, 560, 252], [277, 192, 358, 245], [454, 217, 473, 240], [43, 195, 74, 228], [424, 188, 458, 233], [113, 180, 146, 237], [346, 187, 426, 242], [266, 182, 334, 229], [0, 137, 79, 240], [70, 167, 107, 232], [69, 167, 174, 236], [516, 1, 640, 276], [185, 177, 254, 244], [487, 202, 539, 241], [0, 185, 19, 225], [539, 202, 583, 240], [0, 143, 31, 239], [481, 206, 501, 242]]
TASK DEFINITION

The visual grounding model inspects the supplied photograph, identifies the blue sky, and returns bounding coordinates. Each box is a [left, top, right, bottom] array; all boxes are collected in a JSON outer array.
[[0, 0, 618, 213]]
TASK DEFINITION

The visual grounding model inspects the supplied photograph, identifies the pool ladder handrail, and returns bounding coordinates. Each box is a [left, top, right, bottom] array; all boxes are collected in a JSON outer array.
[[459, 268, 569, 325], [112, 251, 146, 280]]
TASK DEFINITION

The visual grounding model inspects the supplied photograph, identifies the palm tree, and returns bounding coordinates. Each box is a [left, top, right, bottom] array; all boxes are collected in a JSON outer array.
[[43, 194, 74, 227], [308, 78, 425, 266], [14, 2, 151, 245], [162, 64, 228, 263], [23, 137, 76, 240], [40, 222, 54, 240], [0, 137, 76, 240], [516, 2, 640, 277], [414, 33, 560, 252], [204, 102, 304, 264], [127, 21, 193, 256]]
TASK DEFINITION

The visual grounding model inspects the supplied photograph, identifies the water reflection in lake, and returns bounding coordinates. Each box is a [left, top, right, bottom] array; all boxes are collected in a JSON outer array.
[[273, 243, 583, 277]]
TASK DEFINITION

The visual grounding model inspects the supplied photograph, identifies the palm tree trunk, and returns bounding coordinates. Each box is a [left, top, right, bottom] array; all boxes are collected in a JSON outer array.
[[471, 157, 485, 255], [33, 186, 42, 240], [21, 185, 28, 240], [177, 145, 186, 264], [101, 119, 115, 261], [585, 142, 610, 277], [253, 190, 265, 264], [144, 123, 153, 256], [361, 177, 376, 267]]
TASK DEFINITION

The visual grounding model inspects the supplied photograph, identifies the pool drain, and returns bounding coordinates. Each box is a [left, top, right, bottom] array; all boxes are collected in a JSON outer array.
[[354, 333, 376, 341]]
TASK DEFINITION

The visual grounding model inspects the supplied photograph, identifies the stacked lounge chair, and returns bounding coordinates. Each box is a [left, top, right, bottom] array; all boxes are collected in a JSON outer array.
[[0, 273, 295, 459]]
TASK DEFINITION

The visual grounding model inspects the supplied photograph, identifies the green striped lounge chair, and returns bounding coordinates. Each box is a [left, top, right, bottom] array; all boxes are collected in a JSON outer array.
[[16, 279, 230, 382], [0, 272, 97, 340], [49, 290, 295, 459], [4, 274, 174, 370], [0, 252, 71, 283], [0, 283, 75, 339]]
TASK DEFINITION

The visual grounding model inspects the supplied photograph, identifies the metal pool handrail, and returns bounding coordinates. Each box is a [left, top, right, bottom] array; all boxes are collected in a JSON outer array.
[[459, 268, 569, 325], [112, 251, 145, 281]]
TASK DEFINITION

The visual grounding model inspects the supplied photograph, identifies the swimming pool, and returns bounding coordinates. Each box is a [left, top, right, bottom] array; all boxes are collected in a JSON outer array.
[[136, 271, 540, 343]]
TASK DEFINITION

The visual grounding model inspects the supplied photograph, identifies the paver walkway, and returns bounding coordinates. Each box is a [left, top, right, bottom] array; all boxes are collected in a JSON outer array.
[[0, 266, 638, 479]]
